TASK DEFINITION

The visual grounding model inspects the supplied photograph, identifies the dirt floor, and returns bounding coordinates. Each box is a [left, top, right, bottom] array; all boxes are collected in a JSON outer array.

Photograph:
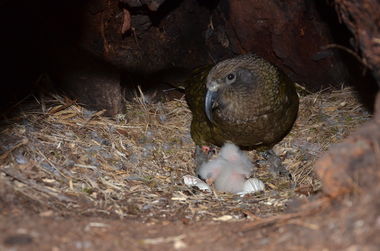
[[1, 87, 379, 250]]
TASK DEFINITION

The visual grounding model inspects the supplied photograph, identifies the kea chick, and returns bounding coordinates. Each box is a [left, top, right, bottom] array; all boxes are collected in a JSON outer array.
[[198, 143, 253, 193], [185, 54, 299, 176]]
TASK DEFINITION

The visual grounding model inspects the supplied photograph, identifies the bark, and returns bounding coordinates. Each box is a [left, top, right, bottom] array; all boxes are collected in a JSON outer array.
[[334, 0, 380, 86], [223, 0, 351, 90]]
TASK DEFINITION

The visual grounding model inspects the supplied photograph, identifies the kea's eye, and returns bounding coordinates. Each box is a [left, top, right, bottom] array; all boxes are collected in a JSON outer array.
[[226, 73, 236, 84]]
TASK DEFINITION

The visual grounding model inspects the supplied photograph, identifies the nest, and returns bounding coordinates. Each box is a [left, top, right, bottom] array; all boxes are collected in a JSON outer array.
[[0, 87, 370, 222]]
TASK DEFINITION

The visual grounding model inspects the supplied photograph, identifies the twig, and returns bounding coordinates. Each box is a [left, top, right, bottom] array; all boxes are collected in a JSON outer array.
[[48, 98, 76, 115], [240, 197, 330, 232], [132, 27, 141, 49], [0, 138, 28, 162], [0, 166, 74, 202], [321, 44, 369, 68]]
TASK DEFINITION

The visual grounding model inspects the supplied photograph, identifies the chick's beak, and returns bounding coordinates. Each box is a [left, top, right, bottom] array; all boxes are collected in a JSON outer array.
[[205, 88, 218, 123]]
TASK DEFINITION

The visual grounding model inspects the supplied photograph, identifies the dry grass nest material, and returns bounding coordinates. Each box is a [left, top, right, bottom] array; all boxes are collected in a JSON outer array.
[[0, 87, 371, 222]]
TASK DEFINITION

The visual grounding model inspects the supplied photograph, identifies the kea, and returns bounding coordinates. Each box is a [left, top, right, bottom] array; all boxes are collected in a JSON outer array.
[[184, 54, 299, 177]]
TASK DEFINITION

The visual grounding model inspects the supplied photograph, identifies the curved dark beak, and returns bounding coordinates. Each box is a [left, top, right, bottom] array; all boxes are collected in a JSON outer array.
[[205, 89, 217, 123]]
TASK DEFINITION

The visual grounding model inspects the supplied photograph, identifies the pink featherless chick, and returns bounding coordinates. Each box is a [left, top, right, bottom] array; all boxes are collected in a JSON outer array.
[[198, 143, 254, 193]]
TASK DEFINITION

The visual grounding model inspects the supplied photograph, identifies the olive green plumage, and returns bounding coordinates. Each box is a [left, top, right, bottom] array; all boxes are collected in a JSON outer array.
[[185, 54, 299, 151]]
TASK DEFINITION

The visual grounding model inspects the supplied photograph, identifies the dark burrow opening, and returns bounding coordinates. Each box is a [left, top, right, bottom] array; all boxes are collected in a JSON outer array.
[[0, 0, 378, 116]]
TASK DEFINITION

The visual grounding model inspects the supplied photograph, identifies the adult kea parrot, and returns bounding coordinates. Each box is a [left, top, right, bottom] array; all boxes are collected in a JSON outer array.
[[182, 54, 299, 176]]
